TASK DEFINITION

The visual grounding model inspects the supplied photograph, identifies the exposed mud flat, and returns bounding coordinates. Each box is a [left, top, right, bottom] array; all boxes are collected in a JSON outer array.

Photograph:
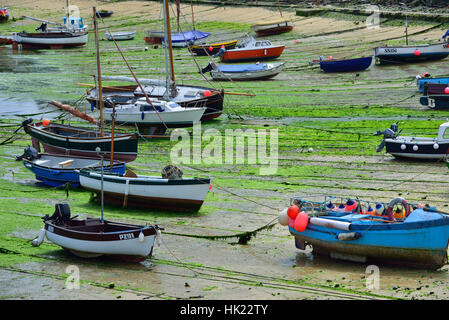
[[1, 0, 449, 302]]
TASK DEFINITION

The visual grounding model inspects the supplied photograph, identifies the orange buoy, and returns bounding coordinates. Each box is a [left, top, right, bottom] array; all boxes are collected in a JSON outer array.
[[42, 119, 50, 126]]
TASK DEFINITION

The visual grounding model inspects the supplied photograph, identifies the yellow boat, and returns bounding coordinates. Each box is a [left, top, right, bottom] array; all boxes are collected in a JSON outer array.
[[189, 39, 238, 56]]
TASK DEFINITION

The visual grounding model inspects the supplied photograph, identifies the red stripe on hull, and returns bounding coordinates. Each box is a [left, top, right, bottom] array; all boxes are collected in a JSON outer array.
[[221, 46, 285, 62]]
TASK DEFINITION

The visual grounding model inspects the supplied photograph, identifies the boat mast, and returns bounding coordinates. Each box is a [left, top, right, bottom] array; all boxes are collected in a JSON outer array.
[[163, 0, 176, 99], [277, 0, 283, 17], [190, 0, 195, 29], [66, 0, 70, 28], [93, 7, 104, 137], [405, 15, 409, 46]]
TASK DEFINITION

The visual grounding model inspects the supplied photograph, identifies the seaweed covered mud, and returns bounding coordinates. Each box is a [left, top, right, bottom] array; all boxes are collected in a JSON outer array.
[[1, 0, 449, 300]]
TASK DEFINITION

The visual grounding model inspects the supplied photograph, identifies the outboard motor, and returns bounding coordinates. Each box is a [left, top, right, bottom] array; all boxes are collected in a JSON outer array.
[[374, 123, 400, 152], [213, 47, 226, 58], [200, 62, 214, 74], [16, 146, 38, 161], [161, 165, 183, 180], [36, 22, 47, 32], [43, 203, 71, 225]]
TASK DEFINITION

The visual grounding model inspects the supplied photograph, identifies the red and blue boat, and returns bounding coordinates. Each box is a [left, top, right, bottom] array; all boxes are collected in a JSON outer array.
[[317, 56, 372, 73], [279, 196, 449, 269]]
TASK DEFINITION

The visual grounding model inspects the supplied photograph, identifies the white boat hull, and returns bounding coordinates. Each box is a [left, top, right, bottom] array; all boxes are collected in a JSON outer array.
[[13, 32, 88, 47], [374, 43, 449, 64], [105, 31, 136, 41], [210, 62, 284, 81]]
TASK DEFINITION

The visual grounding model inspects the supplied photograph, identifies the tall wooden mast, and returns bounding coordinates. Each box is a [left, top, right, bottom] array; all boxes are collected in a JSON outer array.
[[163, 0, 176, 99], [93, 7, 104, 137]]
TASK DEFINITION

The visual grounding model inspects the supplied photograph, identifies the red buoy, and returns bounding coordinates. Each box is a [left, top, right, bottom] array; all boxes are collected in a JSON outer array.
[[287, 205, 299, 219], [203, 90, 212, 97], [414, 49, 421, 56], [42, 119, 50, 126], [208, 46, 213, 52], [294, 212, 309, 232], [445, 87, 449, 94]]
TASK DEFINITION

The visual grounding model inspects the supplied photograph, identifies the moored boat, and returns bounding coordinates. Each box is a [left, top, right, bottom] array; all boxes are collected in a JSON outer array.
[[419, 83, 449, 109], [318, 56, 372, 73], [103, 98, 206, 127], [32, 203, 161, 261], [250, 19, 293, 37], [105, 31, 136, 41], [79, 167, 212, 212], [217, 35, 285, 63], [376, 121, 449, 159], [0, 7, 9, 23], [189, 40, 237, 56], [19, 149, 125, 187], [374, 43, 449, 65], [96, 10, 113, 18], [279, 196, 449, 269], [202, 62, 284, 81], [144, 29, 210, 48], [23, 120, 138, 163], [416, 76, 449, 93]]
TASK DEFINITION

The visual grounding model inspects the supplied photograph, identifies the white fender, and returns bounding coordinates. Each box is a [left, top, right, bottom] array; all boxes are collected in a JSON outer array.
[[31, 228, 46, 247], [139, 231, 145, 243], [156, 228, 162, 247]]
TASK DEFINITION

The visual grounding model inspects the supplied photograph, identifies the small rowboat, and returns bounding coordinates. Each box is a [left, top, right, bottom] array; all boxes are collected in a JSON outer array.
[[105, 31, 136, 41], [189, 40, 237, 56], [250, 19, 293, 37], [376, 121, 449, 159], [374, 43, 449, 65], [218, 36, 285, 63], [279, 196, 449, 269], [23, 120, 138, 163], [12, 31, 88, 49], [205, 62, 284, 81], [417, 76, 449, 93], [144, 29, 210, 48], [79, 168, 212, 212], [32, 203, 161, 261], [319, 56, 372, 73], [21, 152, 125, 187], [96, 10, 113, 18]]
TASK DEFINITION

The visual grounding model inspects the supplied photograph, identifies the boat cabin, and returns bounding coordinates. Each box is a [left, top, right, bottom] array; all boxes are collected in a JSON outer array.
[[437, 122, 449, 141]]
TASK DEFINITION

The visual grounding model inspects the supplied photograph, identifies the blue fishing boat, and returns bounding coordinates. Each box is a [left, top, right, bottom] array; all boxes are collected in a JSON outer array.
[[319, 56, 372, 73], [19, 150, 125, 187], [417, 77, 449, 93], [420, 83, 449, 109], [279, 196, 449, 269], [146, 29, 210, 48]]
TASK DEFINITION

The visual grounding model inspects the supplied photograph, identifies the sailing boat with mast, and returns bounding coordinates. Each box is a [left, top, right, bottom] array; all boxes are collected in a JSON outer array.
[[374, 16, 449, 65], [23, 7, 138, 163], [11, 1, 88, 49], [86, 0, 223, 121]]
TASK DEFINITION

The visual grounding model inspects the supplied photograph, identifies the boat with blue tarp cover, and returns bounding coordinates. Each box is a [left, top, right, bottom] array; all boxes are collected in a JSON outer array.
[[319, 56, 372, 73], [202, 62, 284, 81], [145, 29, 210, 47], [278, 196, 449, 269]]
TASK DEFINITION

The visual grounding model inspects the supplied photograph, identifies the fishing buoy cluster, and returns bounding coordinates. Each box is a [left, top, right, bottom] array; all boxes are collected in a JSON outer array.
[[278, 205, 309, 232]]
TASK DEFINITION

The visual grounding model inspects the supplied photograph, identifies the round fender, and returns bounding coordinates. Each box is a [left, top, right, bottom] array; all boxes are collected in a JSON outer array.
[[386, 197, 411, 221]]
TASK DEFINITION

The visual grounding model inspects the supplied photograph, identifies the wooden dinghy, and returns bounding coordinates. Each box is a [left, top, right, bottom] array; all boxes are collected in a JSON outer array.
[[79, 167, 212, 212], [250, 19, 293, 37], [32, 203, 161, 261], [105, 31, 136, 41], [279, 196, 449, 269], [375, 121, 449, 159], [189, 40, 237, 56], [217, 35, 285, 63], [203, 62, 284, 81], [103, 99, 206, 127], [18, 148, 125, 187], [23, 120, 138, 163]]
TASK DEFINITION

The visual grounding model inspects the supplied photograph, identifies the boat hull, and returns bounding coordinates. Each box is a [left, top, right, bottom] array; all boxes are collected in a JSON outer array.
[[210, 62, 284, 81], [23, 154, 126, 187], [12, 32, 88, 49], [44, 219, 157, 260], [319, 57, 372, 73], [417, 77, 449, 93], [254, 26, 293, 37], [374, 43, 449, 65], [25, 123, 138, 163], [79, 170, 211, 212], [290, 209, 449, 269], [190, 40, 238, 56], [385, 139, 449, 159], [105, 31, 135, 41], [220, 45, 285, 62]]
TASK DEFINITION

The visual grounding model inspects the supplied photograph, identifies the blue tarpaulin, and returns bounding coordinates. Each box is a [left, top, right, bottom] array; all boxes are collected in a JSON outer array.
[[442, 30, 449, 39], [217, 63, 268, 73], [164, 29, 210, 43]]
